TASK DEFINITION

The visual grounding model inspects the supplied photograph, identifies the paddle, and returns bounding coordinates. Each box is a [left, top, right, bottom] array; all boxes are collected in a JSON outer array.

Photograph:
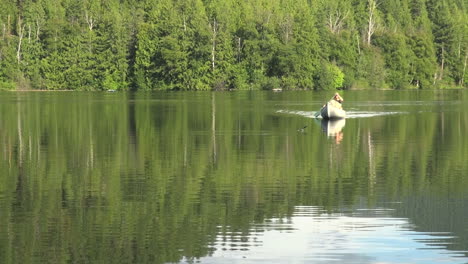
[[314, 104, 325, 118]]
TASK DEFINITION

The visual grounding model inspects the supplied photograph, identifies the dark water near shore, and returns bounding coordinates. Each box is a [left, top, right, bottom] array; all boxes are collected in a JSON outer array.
[[1, 90, 467, 263]]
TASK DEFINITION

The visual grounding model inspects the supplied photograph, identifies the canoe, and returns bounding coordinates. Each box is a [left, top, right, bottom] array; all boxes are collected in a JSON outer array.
[[320, 102, 346, 120]]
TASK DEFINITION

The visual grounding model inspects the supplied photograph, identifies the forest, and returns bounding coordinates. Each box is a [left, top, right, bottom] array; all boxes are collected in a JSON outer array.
[[0, 0, 466, 91]]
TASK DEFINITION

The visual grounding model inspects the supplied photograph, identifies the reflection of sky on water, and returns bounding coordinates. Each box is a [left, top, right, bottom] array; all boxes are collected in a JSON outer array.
[[196, 206, 468, 264]]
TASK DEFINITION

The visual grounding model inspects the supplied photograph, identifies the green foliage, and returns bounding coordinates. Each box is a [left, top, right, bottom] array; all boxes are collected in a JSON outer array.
[[330, 64, 345, 89], [374, 32, 412, 89], [314, 62, 345, 90], [0, 0, 466, 90], [0, 42, 18, 89], [407, 32, 438, 89], [356, 47, 387, 89]]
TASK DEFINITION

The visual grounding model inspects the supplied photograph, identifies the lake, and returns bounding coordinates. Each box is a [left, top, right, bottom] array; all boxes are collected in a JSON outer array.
[[0, 90, 467, 263]]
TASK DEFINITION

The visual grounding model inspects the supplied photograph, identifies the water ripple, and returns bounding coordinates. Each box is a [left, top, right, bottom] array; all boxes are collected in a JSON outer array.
[[198, 206, 468, 264], [276, 109, 404, 119]]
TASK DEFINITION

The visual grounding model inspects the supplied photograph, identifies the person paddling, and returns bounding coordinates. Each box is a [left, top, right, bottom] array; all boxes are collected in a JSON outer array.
[[329, 93, 344, 109], [314, 92, 345, 118]]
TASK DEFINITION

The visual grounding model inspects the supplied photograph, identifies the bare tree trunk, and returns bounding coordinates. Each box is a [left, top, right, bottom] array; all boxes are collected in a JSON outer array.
[[7, 15, 11, 35], [282, 16, 293, 43], [366, 0, 377, 45], [327, 10, 349, 34], [357, 34, 361, 54], [28, 24, 31, 43], [85, 11, 94, 31], [35, 19, 40, 40], [461, 51, 467, 86], [210, 18, 217, 72], [458, 41, 461, 58], [237, 37, 241, 63], [439, 46, 445, 81], [17, 17, 25, 64]]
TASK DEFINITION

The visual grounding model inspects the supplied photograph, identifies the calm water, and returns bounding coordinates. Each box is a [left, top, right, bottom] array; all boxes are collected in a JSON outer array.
[[1, 90, 467, 264]]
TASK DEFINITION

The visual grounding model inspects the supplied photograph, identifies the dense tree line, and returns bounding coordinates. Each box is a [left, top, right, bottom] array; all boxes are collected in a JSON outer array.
[[0, 0, 466, 91]]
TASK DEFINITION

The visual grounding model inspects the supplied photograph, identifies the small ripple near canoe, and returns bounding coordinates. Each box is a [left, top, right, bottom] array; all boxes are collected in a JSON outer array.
[[320, 102, 346, 120]]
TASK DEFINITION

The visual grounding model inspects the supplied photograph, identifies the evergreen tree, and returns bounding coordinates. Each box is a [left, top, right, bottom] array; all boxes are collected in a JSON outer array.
[[0, 0, 466, 90]]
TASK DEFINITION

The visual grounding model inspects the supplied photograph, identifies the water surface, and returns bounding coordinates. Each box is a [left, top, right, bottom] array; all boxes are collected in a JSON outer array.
[[0, 90, 467, 263]]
